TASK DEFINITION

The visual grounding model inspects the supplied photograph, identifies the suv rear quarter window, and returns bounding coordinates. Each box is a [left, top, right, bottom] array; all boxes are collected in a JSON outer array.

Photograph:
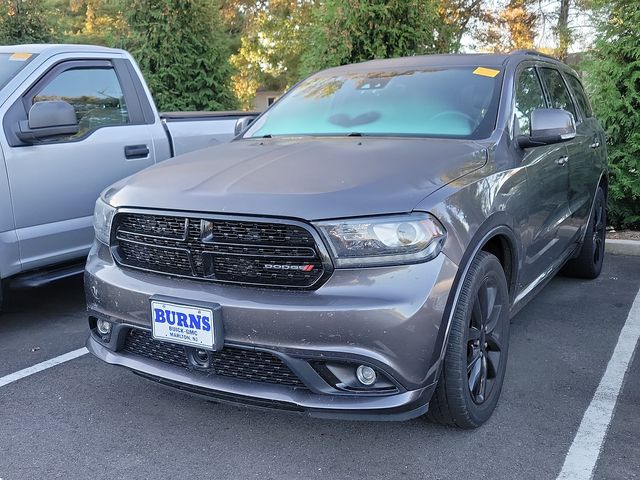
[[564, 74, 593, 119]]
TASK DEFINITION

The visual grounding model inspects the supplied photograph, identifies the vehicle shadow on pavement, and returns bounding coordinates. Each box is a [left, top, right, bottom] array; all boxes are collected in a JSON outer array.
[[2, 274, 85, 315], [0, 275, 87, 376]]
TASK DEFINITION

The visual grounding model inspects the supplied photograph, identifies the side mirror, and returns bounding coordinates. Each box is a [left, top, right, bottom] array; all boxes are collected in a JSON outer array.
[[517, 108, 576, 149], [17, 100, 79, 143], [234, 116, 255, 137]]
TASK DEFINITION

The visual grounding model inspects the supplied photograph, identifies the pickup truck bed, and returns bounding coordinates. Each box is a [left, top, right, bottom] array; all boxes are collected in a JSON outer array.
[[161, 111, 259, 156]]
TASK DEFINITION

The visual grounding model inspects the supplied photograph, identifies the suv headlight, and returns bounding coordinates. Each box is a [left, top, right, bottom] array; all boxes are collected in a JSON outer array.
[[315, 213, 446, 267], [93, 197, 116, 245]]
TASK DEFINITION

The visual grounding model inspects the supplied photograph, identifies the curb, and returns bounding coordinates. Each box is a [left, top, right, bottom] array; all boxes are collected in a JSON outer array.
[[605, 239, 640, 256]]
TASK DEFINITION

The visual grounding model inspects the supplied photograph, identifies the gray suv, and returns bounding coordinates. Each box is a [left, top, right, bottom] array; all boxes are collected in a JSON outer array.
[[85, 51, 607, 428]]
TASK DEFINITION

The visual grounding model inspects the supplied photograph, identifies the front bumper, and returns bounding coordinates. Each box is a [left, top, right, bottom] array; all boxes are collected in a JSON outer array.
[[85, 241, 458, 420]]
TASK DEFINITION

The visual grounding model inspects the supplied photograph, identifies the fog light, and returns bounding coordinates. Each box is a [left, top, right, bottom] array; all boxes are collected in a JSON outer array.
[[356, 365, 377, 386], [96, 318, 111, 335]]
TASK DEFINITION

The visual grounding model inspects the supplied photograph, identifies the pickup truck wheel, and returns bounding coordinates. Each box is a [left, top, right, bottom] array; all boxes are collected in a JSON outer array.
[[427, 251, 510, 428], [562, 187, 606, 279]]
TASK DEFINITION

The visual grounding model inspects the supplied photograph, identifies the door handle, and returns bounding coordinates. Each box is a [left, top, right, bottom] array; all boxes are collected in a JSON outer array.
[[124, 144, 150, 159], [555, 156, 569, 166]]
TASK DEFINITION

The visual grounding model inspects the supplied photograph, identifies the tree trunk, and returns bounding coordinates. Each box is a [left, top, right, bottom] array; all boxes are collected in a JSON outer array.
[[557, 0, 571, 61]]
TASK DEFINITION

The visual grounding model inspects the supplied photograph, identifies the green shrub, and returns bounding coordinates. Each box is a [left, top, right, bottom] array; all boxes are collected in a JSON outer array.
[[583, 0, 640, 229]]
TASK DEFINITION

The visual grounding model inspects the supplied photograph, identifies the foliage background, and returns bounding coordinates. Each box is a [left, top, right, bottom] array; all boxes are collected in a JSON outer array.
[[583, 0, 640, 228], [0, 0, 637, 227]]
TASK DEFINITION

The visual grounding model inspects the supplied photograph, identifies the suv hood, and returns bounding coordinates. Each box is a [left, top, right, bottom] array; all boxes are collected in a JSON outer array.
[[107, 137, 487, 220]]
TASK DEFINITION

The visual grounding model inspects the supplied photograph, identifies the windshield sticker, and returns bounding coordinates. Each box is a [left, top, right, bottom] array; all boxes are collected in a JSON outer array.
[[473, 67, 500, 78], [9, 53, 32, 61]]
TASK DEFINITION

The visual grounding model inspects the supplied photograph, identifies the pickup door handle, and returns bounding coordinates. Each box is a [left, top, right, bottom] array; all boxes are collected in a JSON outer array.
[[124, 144, 150, 159], [555, 156, 569, 166]]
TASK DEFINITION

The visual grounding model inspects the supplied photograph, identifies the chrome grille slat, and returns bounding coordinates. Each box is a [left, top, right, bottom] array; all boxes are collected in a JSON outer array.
[[112, 212, 328, 288]]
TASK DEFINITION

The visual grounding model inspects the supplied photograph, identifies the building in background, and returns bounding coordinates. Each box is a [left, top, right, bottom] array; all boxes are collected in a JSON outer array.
[[251, 88, 282, 111]]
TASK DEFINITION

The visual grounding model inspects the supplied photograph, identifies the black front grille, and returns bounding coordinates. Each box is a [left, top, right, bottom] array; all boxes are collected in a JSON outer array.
[[112, 212, 329, 288], [123, 329, 307, 389]]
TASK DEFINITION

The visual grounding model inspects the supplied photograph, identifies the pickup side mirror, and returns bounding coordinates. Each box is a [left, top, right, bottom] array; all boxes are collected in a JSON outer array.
[[17, 100, 79, 143], [517, 108, 576, 149], [234, 116, 255, 137]]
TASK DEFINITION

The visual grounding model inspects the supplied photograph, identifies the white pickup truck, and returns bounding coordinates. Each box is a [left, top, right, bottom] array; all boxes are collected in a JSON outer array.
[[0, 44, 257, 308]]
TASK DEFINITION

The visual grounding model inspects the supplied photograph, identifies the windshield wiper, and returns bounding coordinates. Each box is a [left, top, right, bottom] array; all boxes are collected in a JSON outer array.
[[347, 132, 363, 136]]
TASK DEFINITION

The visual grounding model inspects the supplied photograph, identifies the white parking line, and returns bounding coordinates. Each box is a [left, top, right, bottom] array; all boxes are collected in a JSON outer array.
[[557, 287, 640, 480], [0, 347, 88, 388]]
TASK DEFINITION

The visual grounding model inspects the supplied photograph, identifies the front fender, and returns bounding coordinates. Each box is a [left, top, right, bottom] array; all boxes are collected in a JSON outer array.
[[414, 160, 529, 386]]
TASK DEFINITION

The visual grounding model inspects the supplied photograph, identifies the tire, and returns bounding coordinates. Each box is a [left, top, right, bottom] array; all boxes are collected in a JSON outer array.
[[562, 187, 606, 279], [427, 251, 510, 428]]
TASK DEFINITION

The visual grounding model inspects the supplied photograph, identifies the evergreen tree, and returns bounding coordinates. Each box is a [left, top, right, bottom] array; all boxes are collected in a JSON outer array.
[[300, 0, 442, 75], [584, 0, 640, 228], [0, 0, 55, 44], [127, 0, 237, 112], [56, 0, 129, 48]]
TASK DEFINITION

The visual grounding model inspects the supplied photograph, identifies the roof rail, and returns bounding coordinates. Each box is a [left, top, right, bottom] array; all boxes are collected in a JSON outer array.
[[510, 49, 559, 61]]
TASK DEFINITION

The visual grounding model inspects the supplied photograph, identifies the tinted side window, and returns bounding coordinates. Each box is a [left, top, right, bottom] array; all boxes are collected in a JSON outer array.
[[539, 68, 576, 119], [515, 67, 546, 136], [565, 74, 593, 118], [33, 67, 129, 139]]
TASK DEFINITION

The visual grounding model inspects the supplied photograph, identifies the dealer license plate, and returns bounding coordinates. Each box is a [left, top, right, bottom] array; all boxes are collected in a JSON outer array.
[[151, 300, 215, 349]]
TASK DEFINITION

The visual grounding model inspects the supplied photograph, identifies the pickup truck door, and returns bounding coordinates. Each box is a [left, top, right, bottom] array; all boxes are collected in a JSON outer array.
[[2, 59, 157, 271], [513, 65, 574, 291]]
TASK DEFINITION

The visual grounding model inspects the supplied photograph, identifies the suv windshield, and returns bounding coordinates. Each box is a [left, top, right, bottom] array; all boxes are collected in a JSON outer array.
[[246, 66, 503, 139], [0, 52, 36, 91]]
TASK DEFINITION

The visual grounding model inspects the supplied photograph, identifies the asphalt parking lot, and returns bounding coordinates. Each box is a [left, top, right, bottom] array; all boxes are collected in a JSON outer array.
[[1, 253, 639, 480]]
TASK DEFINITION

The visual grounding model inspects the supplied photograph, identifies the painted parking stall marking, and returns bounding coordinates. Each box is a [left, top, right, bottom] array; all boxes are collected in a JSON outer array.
[[557, 287, 640, 479], [0, 347, 88, 388]]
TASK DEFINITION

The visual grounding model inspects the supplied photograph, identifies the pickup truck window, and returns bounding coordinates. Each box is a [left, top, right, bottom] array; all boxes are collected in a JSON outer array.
[[514, 67, 546, 136], [33, 67, 129, 139], [246, 67, 502, 139], [0, 53, 36, 90]]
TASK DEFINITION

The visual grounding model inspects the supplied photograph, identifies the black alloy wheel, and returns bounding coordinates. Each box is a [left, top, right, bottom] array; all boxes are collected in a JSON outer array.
[[467, 275, 506, 404], [428, 251, 510, 428], [592, 193, 606, 267], [562, 186, 606, 279]]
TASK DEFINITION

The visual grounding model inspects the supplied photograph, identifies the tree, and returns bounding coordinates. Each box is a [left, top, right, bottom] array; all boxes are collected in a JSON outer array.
[[300, 0, 443, 75], [59, 0, 129, 47], [583, 0, 640, 228], [0, 0, 56, 44], [435, 0, 483, 52], [474, 0, 537, 52], [555, 0, 571, 60], [127, 0, 237, 112], [229, 0, 315, 109]]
